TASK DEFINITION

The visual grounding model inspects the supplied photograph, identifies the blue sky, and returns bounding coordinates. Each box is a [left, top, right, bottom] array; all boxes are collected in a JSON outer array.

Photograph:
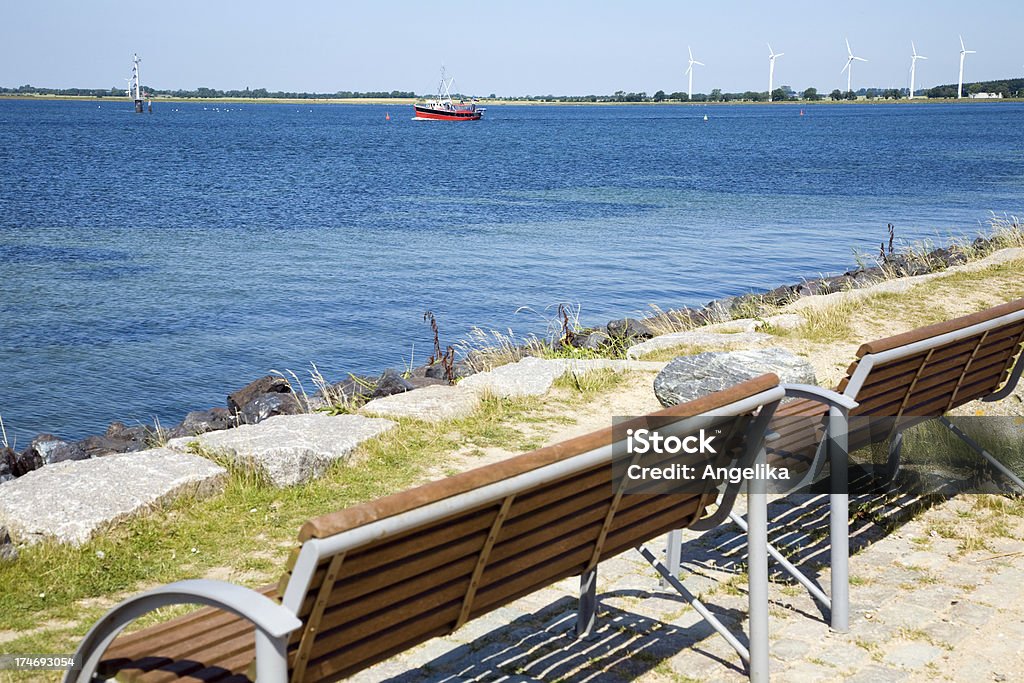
[[2, 1, 1022, 95]]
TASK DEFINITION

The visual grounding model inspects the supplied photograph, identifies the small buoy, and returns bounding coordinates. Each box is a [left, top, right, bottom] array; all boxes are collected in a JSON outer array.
[[800, 109, 805, 116], [386, 111, 391, 121], [703, 113, 708, 121]]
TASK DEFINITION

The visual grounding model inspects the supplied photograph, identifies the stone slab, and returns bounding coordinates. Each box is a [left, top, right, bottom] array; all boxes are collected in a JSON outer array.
[[458, 357, 566, 398], [361, 385, 480, 423], [0, 449, 227, 546], [167, 413, 396, 487], [626, 328, 773, 359], [560, 359, 665, 374]]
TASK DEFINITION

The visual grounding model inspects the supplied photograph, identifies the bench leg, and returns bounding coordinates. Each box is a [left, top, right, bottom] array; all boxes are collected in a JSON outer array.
[[576, 568, 597, 639], [829, 407, 850, 633], [938, 417, 1024, 492], [747, 452, 770, 683], [662, 529, 682, 588], [886, 431, 904, 483]]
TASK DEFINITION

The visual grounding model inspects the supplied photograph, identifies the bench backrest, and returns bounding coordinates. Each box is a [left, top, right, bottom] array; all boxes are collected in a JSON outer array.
[[839, 298, 1024, 421], [275, 374, 783, 682]]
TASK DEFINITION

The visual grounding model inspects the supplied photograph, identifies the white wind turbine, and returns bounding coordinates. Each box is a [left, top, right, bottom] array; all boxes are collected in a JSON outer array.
[[841, 38, 867, 95], [686, 46, 704, 100], [909, 42, 927, 99], [768, 44, 784, 101], [957, 35, 976, 99]]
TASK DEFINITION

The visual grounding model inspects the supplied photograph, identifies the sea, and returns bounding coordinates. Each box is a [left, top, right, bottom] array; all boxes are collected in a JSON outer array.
[[1, 99, 1022, 444]]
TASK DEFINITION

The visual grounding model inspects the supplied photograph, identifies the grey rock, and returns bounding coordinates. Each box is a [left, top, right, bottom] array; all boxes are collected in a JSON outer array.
[[239, 392, 304, 425], [9, 445, 42, 477], [165, 413, 397, 487], [406, 376, 451, 390], [77, 434, 137, 457], [0, 526, 16, 563], [104, 421, 150, 451], [362, 385, 481, 423], [0, 449, 227, 545], [423, 361, 477, 381], [167, 407, 234, 439], [763, 284, 797, 306], [327, 374, 376, 403], [227, 375, 291, 413], [607, 317, 654, 339], [28, 434, 89, 465], [580, 330, 610, 350], [372, 369, 415, 398], [654, 347, 817, 406], [0, 447, 14, 481]]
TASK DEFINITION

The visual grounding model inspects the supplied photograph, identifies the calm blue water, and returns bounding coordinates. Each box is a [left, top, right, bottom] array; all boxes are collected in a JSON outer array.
[[1, 99, 1022, 443]]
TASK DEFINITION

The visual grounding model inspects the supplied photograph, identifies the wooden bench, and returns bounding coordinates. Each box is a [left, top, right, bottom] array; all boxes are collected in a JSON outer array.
[[758, 297, 1024, 632], [69, 375, 785, 683]]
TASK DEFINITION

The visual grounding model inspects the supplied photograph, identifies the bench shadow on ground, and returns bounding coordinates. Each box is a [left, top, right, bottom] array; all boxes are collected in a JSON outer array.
[[682, 458, 1002, 621], [376, 461, 1003, 682], [378, 594, 748, 683]]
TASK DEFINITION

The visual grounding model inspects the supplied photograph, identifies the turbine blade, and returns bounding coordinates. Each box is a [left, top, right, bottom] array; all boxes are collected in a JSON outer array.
[[959, 35, 965, 51], [694, 61, 705, 66], [855, 56, 868, 62], [767, 43, 773, 55], [841, 62, 850, 74], [777, 52, 784, 58], [912, 40, 917, 56], [689, 46, 693, 60], [966, 50, 976, 54], [919, 55, 927, 60], [846, 38, 852, 55]]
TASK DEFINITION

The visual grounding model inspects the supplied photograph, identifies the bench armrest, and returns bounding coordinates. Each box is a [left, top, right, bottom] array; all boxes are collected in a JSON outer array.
[[780, 384, 859, 413], [67, 579, 302, 683]]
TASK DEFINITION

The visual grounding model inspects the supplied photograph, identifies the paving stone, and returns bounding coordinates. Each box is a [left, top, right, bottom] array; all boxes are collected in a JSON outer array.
[[167, 413, 396, 486], [881, 642, 945, 669], [0, 449, 226, 545], [361, 384, 480, 423], [770, 638, 812, 661], [843, 665, 909, 683]]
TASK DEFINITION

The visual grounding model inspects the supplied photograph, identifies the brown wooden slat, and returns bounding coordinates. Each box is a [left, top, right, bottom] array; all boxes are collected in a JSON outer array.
[[304, 495, 707, 681]]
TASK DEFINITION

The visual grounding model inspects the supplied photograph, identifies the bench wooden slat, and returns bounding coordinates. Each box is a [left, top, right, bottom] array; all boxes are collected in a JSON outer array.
[[304, 494, 709, 682]]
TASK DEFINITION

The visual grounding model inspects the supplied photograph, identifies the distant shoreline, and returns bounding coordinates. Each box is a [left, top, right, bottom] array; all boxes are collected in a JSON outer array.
[[2, 93, 1022, 106]]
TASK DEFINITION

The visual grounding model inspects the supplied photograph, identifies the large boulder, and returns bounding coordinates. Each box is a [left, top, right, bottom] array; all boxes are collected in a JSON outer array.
[[228, 376, 292, 414], [166, 407, 234, 439], [239, 392, 304, 425], [654, 347, 817, 407], [0, 448, 15, 482], [26, 434, 89, 465], [607, 317, 655, 340], [326, 374, 377, 404], [371, 369, 415, 398]]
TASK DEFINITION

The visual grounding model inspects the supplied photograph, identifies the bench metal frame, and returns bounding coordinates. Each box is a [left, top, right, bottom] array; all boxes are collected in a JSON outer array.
[[762, 308, 1022, 635], [68, 386, 785, 683]]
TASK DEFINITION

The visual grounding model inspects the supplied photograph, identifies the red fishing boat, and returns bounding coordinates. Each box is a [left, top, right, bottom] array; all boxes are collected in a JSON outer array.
[[413, 68, 485, 121]]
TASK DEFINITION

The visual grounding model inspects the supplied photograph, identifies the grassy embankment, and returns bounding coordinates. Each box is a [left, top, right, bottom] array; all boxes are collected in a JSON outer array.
[[1, 222, 1023, 671]]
